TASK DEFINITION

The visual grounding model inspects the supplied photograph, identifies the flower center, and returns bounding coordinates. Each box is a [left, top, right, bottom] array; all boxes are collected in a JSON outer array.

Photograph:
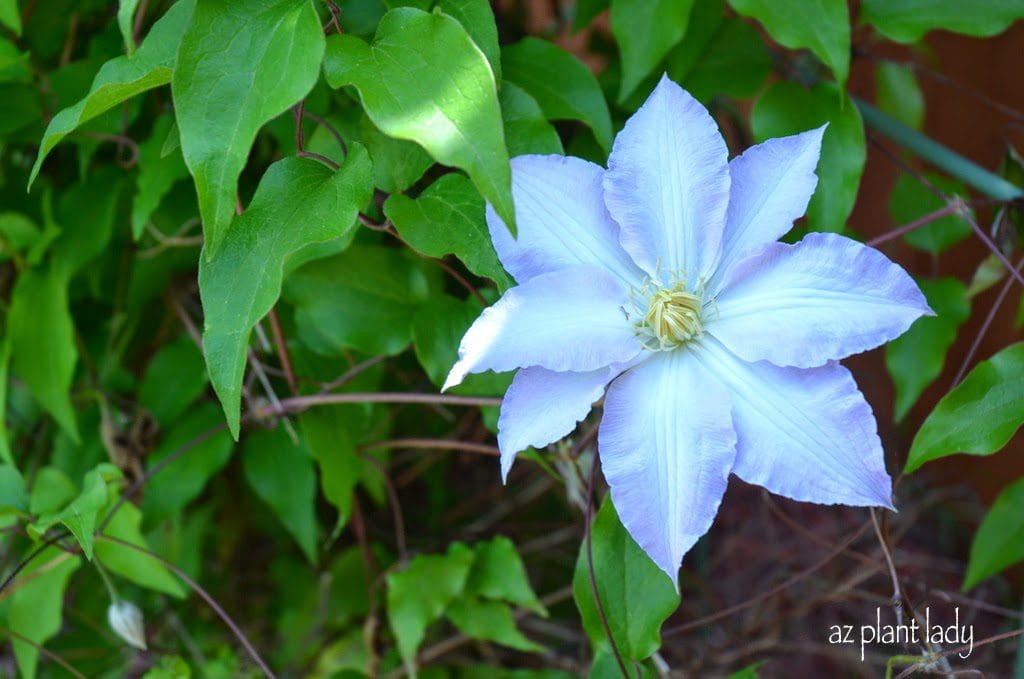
[[628, 275, 707, 351], [646, 286, 703, 346]]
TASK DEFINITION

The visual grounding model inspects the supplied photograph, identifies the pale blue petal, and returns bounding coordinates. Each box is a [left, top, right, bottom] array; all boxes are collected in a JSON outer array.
[[603, 75, 730, 280], [695, 337, 893, 508], [443, 265, 643, 390], [487, 155, 644, 287], [497, 364, 624, 481], [710, 232, 933, 368], [712, 126, 825, 287], [598, 350, 736, 584]]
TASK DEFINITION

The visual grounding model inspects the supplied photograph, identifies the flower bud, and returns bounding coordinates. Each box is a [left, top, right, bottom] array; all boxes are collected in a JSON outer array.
[[107, 600, 147, 650]]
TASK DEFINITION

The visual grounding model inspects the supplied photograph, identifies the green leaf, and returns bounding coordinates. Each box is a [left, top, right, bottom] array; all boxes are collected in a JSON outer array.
[[573, 498, 679, 661], [52, 170, 122, 278], [445, 597, 542, 652], [335, 0, 387, 35], [139, 336, 209, 425], [0, 212, 40, 261], [885, 278, 970, 421], [467, 536, 546, 615], [300, 406, 363, 530], [727, 662, 765, 678], [143, 656, 193, 679], [141, 403, 234, 522], [0, 0, 21, 36], [132, 114, 190, 240], [385, 172, 510, 288], [199, 150, 372, 438], [573, 0, 609, 30], [324, 8, 514, 231], [28, 466, 77, 515], [49, 466, 110, 560], [502, 38, 613, 153], [435, 0, 501, 80], [888, 173, 971, 253], [862, 0, 1024, 43], [10, 173, 121, 441], [906, 342, 1024, 472], [752, 81, 865, 232], [499, 81, 564, 156], [589, 645, 658, 679], [964, 476, 1024, 589], [876, 62, 924, 130], [9, 548, 81, 679], [28, 466, 119, 558], [611, 0, 694, 101], [96, 500, 187, 597], [966, 253, 1006, 299], [0, 333, 12, 465], [118, 0, 141, 55], [243, 426, 319, 564], [9, 268, 78, 439], [0, 38, 30, 83], [386, 542, 475, 673], [728, 0, 850, 88], [28, 0, 194, 187], [284, 244, 436, 357], [172, 0, 326, 255], [676, 17, 771, 103], [0, 464, 28, 514], [360, 114, 434, 193]]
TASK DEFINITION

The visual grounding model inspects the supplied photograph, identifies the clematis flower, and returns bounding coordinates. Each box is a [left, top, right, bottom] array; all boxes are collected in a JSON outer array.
[[442, 76, 931, 583]]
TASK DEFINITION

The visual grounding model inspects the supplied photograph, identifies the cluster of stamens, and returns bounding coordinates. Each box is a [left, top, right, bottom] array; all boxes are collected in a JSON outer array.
[[626, 272, 709, 351]]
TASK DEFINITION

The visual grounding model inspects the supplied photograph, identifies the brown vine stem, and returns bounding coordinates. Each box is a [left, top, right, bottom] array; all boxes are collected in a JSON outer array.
[[960, 203, 1024, 288], [893, 627, 1024, 679], [0, 626, 86, 678], [871, 508, 905, 628], [97, 423, 228, 533], [866, 203, 961, 248], [952, 255, 1024, 386], [359, 438, 500, 457], [664, 520, 871, 637], [320, 354, 388, 392], [584, 454, 631, 679], [271, 392, 501, 417], [95, 535, 276, 679], [267, 307, 298, 395]]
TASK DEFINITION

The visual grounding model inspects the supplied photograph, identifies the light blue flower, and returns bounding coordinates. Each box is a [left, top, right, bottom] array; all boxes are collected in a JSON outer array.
[[443, 76, 932, 583]]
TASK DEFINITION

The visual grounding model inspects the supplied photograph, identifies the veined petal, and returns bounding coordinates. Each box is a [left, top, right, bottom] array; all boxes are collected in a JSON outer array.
[[487, 155, 643, 286], [598, 350, 736, 584], [695, 337, 893, 508], [443, 266, 642, 390], [497, 365, 624, 481], [603, 75, 731, 280], [711, 232, 932, 368], [712, 126, 825, 288]]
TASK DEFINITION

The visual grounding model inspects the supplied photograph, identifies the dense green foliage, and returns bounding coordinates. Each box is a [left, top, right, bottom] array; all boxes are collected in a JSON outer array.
[[1, 0, 1023, 676]]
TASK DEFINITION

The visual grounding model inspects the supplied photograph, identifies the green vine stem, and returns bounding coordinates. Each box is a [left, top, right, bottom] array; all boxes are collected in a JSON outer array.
[[855, 98, 1024, 202]]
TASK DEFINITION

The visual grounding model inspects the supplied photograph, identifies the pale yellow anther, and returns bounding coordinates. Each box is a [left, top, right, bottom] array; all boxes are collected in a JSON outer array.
[[644, 286, 703, 348], [625, 272, 708, 351]]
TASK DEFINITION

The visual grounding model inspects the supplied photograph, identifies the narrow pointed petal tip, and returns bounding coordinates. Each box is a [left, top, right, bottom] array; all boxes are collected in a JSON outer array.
[[712, 232, 935, 368], [598, 351, 736, 583], [496, 365, 622, 482], [696, 338, 896, 511], [603, 74, 730, 279], [441, 266, 642, 387], [716, 124, 828, 280], [441, 363, 466, 393]]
